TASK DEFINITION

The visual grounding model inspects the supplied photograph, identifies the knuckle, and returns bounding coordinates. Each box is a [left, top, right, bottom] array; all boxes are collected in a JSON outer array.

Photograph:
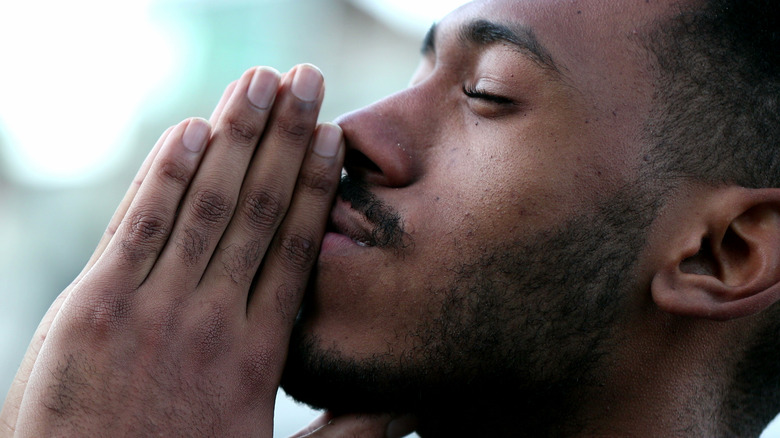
[[157, 159, 191, 187], [188, 301, 232, 362], [299, 162, 336, 197], [221, 239, 263, 286], [274, 283, 302, 322], [190, 189, 233, 226], [176, 227, 209, 266], [274, 116, 310, 145], [277, 232, 317, 274], [119, 210, 169, 261], [225, 115, 259, 146], [74, 294, 133, 336], [241, 189, 284, 233], [127, 210, 169, 242], [145, 301, 183, 340], [105, 222, 119, 239]]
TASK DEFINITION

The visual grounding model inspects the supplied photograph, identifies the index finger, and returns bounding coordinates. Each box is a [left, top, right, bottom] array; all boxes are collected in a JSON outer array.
[[248, 122, 344, 331], [290, 413, 416, 438]]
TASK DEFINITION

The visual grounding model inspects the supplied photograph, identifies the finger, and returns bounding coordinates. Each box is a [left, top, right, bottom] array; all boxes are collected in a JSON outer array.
[[209, 80, 238, 126], [248, 123, 343, 334], [143, 66, 282, 291], [0, 289, 69, 436], [74, 126, 174, 287], [0, 123, 181, 434], [197, 64, 324, 296], [288, 412, 333, 438], [95, 117, 211, 287], [291, 413, 417, 438]]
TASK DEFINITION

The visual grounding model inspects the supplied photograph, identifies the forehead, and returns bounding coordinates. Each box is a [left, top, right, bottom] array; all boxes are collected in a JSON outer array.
[[435, 0, 686, 122], [439, 0, 683, 59]]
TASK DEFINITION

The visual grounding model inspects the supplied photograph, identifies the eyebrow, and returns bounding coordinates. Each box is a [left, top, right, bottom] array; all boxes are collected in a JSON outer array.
[[421, 19, 562, 76]]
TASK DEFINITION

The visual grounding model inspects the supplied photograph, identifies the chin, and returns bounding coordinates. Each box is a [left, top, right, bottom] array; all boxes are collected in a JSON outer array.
[[280, 328, 411, 414], [280, 276, 428, 413], [280, 308, 492, 417]]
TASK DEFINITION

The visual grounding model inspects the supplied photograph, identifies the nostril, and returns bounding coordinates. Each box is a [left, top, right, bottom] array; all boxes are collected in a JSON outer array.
[[336, 105, 417, 187], [344, 148, 382, 175]]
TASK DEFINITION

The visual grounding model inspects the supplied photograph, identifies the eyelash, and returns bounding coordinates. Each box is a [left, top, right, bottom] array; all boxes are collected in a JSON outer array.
[[462, 85, 514, 105]]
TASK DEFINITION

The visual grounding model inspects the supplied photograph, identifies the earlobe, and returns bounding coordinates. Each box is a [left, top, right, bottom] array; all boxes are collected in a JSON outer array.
[[651, 188, 780, 321]]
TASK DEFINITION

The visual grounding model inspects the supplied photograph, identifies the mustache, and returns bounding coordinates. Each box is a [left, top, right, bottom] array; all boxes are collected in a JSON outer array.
[[337, 175, 409, 250]]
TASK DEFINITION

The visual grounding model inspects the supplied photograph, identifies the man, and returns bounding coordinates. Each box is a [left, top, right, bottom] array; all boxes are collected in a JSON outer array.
[[2, 0, 779, 436]]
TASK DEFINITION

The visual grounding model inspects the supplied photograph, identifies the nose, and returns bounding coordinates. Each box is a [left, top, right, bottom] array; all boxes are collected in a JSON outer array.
[[334, 88, 429, 187]]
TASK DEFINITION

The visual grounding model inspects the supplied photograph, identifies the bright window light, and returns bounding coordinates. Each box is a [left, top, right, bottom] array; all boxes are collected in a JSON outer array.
[[0, 0, 177, 187]]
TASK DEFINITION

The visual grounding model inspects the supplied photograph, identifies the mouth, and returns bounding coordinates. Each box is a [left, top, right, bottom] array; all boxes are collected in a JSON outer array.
[[324, 175, 407, 251], [325, 198, 375, 248]]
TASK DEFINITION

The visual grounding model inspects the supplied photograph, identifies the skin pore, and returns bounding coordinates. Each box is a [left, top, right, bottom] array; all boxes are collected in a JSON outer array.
[[281, 0, 687, 435]]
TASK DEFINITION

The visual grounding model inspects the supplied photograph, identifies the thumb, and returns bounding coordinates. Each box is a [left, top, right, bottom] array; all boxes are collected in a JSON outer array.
[[290, 412, 417, 438]]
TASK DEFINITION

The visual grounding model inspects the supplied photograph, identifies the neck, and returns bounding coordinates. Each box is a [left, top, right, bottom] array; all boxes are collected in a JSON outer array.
[[411, 383, 589, 437], [414, 320, 735, 437], [412, 379, 724, 438]]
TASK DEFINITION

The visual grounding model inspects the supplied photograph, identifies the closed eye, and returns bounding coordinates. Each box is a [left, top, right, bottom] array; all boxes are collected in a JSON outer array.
[[462, 85, 514, 105]]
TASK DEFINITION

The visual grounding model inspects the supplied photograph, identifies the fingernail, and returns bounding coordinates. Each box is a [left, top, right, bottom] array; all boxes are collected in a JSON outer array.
[[248, 67, 280, 109], [291, 64, 323, 102], [312, 123, 342, 158], [386, 415, 417, 438], [182, 118, 209, 153]]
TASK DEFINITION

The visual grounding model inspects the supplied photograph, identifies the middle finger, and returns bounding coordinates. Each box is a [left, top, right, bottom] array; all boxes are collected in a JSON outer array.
[[145, 66, 282, 290], [201, 64, 324, 297]]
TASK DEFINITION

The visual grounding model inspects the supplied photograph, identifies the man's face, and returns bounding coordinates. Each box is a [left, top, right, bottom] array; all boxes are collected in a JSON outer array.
[[282, 0, 679, 417]]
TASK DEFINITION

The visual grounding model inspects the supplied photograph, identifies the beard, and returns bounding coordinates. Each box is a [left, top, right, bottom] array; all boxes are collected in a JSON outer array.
[[280, 183, 657, 436]]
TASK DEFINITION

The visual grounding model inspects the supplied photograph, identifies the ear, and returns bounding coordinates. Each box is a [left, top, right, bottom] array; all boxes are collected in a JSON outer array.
[[651, 186, 780, 321]]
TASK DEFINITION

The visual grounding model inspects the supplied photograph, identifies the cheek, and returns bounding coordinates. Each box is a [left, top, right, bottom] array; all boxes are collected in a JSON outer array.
[[427, 143, 558, 241], [305, 185, 500, 358], [303, 121, 615, 356]]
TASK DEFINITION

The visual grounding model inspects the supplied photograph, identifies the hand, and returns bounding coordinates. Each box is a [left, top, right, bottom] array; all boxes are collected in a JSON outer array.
[[290, 412, 418, 438], [1, 64, 344, 436]]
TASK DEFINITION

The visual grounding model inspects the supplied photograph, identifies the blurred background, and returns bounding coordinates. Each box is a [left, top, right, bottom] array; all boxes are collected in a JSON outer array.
[[0, 0, 465, 435], [1, 0, 778, 436]]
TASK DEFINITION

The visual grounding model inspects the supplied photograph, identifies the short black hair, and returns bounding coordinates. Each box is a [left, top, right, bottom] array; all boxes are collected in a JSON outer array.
[[644, 0, 780, 434], [645, 0, 779, 190]]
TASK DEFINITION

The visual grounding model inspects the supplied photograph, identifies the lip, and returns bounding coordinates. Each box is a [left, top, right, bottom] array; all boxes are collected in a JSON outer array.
[[320, 198, 374, 254]]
